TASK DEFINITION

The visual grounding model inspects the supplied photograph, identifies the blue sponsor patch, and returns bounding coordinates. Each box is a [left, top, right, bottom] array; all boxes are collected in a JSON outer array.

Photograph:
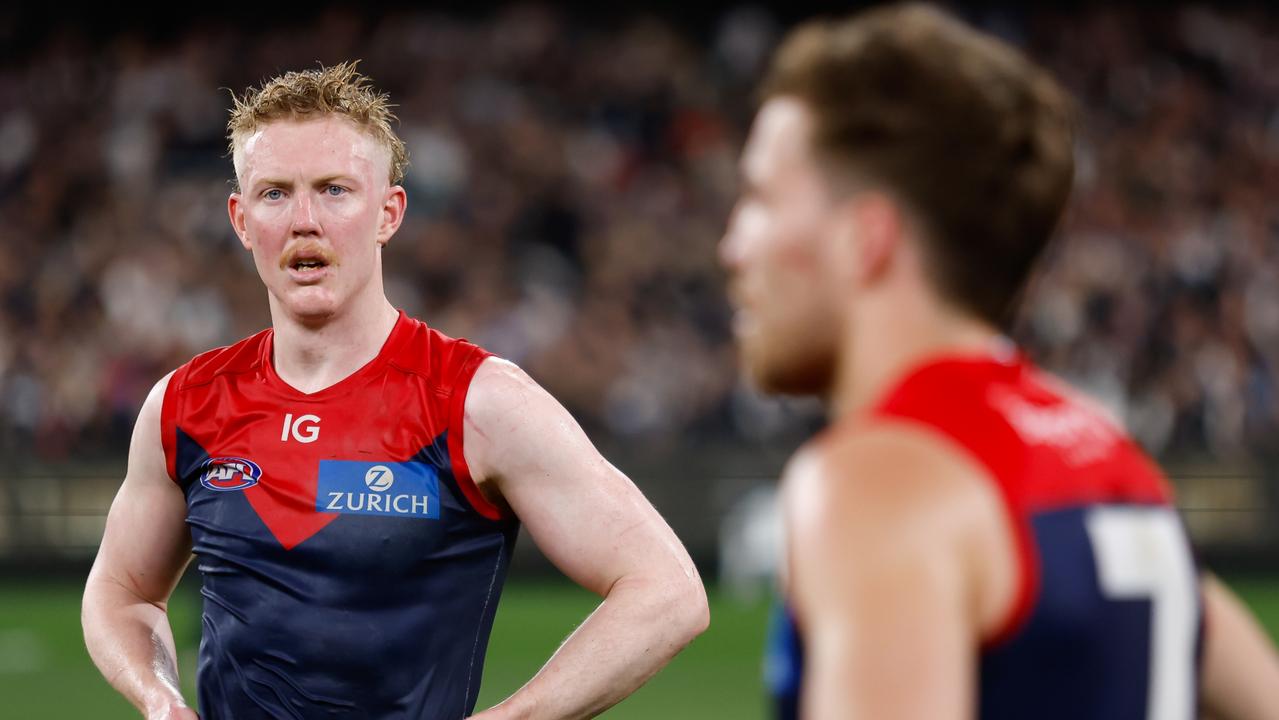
[[316, 461, 440, 519], [199, 457, 262, 492]]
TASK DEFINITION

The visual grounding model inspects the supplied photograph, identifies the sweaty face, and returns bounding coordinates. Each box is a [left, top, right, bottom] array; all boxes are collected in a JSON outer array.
[[229, 116, 399, 324], [720, 98, 846, 396]]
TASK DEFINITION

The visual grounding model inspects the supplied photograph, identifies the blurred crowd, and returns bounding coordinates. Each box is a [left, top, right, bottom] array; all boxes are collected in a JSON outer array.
[[1, 4, 1276, 469]]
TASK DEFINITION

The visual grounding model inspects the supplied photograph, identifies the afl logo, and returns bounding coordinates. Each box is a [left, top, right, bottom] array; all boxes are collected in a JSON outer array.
[[364, 465, 394, 492], [199, 457, 262, 492]]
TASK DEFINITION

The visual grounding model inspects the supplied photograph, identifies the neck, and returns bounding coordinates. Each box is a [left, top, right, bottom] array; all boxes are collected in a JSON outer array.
[[268, 290, 399, 395], [829, 288, 1001, 420]]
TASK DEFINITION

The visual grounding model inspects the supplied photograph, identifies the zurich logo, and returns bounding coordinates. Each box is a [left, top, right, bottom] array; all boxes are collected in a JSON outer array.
[[317, 460, 438, 519], [364, 465, 394, 492], [199, 457, 262, 492]]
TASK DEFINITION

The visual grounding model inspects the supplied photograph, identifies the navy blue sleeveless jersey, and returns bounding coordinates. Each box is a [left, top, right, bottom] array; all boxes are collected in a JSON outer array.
[[767, 353, 1202, 719], [160, 311, 519, 719]]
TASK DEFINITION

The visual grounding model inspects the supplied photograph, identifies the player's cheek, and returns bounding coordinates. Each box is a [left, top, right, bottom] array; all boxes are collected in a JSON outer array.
[[249, 199, 284, 221]]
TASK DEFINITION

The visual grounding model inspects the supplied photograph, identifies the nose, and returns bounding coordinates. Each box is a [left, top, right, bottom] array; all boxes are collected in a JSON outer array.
[[289, 191, 321, 237]]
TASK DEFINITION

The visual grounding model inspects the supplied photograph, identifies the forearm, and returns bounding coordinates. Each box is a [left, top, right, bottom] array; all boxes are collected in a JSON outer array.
[[83, 577, 188, 717], [476, 575, 707, 720]]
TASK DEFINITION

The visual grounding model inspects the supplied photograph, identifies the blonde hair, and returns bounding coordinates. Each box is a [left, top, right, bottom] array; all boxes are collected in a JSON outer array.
[[226, 61, 409, 188]]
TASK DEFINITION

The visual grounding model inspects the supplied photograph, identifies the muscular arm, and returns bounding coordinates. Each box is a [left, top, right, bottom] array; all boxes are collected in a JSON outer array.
[[1199, 574, 1279, 720], [82, 373, 198, 720], [464, 359, 709, 720], [787, 425, 1014, 720]]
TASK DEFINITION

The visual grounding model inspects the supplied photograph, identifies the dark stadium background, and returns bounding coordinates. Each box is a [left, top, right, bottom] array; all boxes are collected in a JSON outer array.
[[2, 2, 1276, 717]]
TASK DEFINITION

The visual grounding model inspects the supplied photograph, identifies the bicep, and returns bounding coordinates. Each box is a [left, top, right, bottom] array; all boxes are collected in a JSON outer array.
[[464, 360, 695, 596], [88, 373, 192, 605]]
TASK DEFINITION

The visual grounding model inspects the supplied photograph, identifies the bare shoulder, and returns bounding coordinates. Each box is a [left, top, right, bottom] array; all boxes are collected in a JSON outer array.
[[128, 370, 178, 480], [462, 356, 590, 488], [463, 357, 574, 450], [140, 370, 176, 415], [465, 356, 544, 421], [784, 420, 1016, 634], [469, 355, 525, 388], [786, 421, 999, 541]]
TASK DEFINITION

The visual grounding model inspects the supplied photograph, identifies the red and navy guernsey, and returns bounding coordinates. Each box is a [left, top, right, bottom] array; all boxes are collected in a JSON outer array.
[[160, 310, 518, 719], [767, 351, 1203, 720]]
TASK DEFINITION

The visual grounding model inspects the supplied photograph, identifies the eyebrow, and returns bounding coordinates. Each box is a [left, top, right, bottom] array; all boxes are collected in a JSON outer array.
[[251, 175, 360, 191]]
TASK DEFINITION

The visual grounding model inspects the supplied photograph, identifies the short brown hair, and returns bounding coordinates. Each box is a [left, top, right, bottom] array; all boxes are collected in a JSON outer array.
[[761, 3, 1075, 327], [227, 61, 409, 188]]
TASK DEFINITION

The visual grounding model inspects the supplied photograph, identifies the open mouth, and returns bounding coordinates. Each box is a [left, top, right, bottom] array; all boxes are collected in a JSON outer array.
[[282, 249, 334, 283], [291, 258, 328, 271], [282, 249, 335, 277]]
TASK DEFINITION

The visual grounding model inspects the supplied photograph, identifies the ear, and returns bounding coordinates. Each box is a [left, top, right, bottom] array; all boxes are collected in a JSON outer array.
[[376, 185, 408, 247], [845, 192, 902, 286], [227, 193, 252, 251]]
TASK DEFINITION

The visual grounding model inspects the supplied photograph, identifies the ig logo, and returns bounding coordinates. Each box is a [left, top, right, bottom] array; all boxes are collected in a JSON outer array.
[[364, 465, 395, 492], [281, 413, 321, 443]]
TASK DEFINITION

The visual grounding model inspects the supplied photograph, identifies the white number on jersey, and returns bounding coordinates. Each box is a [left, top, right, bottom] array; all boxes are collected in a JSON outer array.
[[1086, 506, 1198, 720]]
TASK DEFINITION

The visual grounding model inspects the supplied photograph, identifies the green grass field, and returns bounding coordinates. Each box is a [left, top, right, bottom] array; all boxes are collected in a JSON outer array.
[[1, 577, 1276, 718]]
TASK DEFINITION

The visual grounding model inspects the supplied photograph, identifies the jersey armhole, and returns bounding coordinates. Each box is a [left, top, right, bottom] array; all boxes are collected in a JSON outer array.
[[446, 350, 508, 522], [980, 481, 1039, 650], [160, 368, 183, 485]]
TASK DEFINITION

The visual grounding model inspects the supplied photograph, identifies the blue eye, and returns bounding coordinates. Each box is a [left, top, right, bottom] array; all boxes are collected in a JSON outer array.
[[326, 185, 346, 196], [264, 188, 284, 201]]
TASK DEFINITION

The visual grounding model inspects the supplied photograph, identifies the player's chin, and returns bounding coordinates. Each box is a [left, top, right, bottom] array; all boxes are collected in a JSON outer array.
[[739, 347, 786, 395], [746, 347, 832, 398], [279, 287, 341, 323]]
